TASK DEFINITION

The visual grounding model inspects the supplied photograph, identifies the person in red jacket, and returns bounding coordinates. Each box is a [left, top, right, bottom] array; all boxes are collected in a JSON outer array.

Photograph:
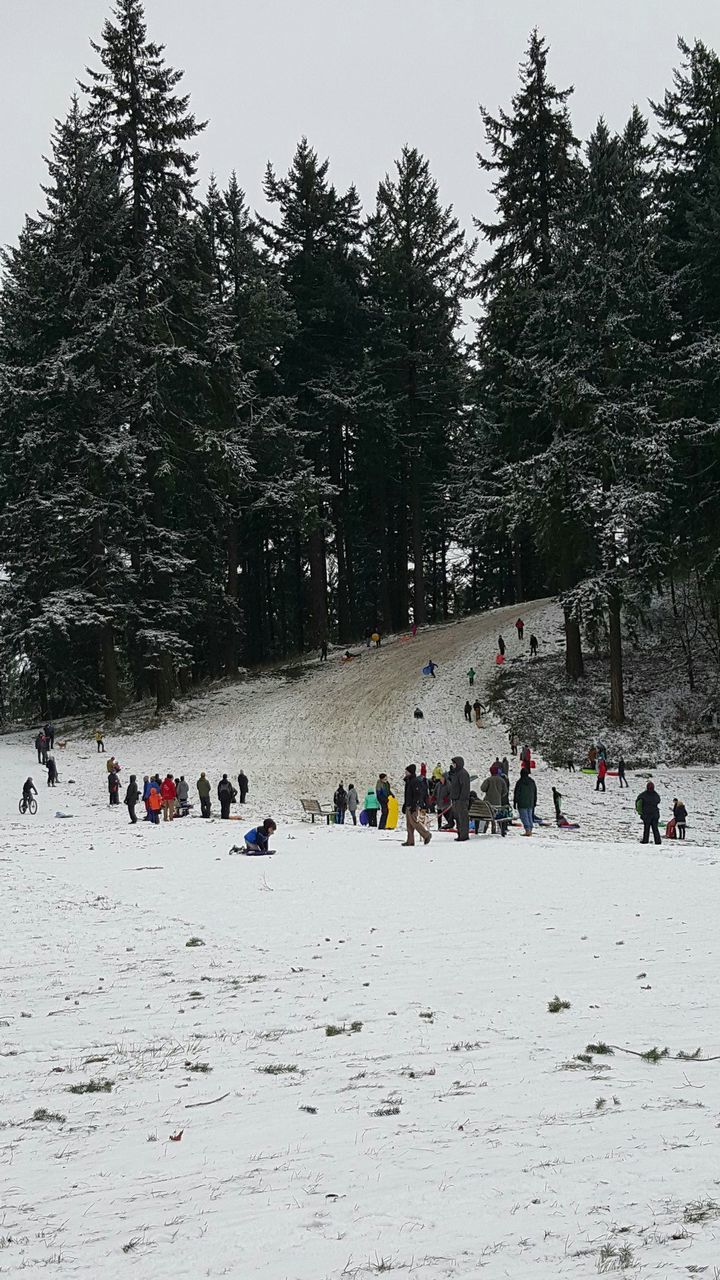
[[595, 757, 607, 792], [161, 773, 177, 821], [515, 618, 524, 641]]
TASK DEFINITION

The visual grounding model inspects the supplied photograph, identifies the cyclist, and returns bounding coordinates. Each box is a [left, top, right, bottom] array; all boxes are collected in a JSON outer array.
[[21, 777, 37, 812]]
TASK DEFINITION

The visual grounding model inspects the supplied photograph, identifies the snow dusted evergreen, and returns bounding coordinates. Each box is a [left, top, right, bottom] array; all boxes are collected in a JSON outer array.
[[0, 7, 719, 726]]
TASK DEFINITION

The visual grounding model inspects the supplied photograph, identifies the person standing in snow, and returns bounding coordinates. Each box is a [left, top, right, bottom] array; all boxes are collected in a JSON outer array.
[[435, 772, 454, 831], [567, 756, 575, 772], [347, 784, 359, 825], [637, 781, 661, 845], [501, 755, 510, 779], [176, 775, 190, 814], [375, 773, 391, 828], [467, 667, 476, 687], [513, 766, 537, 836], [320, 640, 328, 662], [46, 756, 58, 787], [364, 786, 380, 826], [108, 768, 120, 806], [552, 785, 563, 824], [464, 700, 472, 723], [414, 706, 424, 720], [124, 774, 139, 824], [529, 634, 538, 657], [401, 764, 432, 846], [673, 798, 688, 840], [161, 773, 177, 821], [333, 782, 348, 825], [95, 728, 105, 753], [427, 659, 438, 678], [498, 635, 506, 657], [509, 730, 517, 756], [617, 757, 628, 787], [197, 771, 211, 818], [448, 756, 471, 842], [515, 618, 524, 641], [480, 769, 508, 836], [595, 757, 607, 792], [237, 770, 249, 804], [217, 774, 234, 820], [45, 722, 55, 750], [473, 700, 482, 726]]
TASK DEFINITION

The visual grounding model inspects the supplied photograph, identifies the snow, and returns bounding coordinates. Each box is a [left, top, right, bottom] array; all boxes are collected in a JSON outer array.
[[1, 599, 720, 1277]]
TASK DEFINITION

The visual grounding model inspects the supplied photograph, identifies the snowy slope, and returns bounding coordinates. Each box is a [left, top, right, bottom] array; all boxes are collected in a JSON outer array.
[[1, 599, 719, 1278]]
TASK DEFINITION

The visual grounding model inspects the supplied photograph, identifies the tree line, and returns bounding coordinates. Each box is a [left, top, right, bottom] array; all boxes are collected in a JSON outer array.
[[0, 2, 718, 723]]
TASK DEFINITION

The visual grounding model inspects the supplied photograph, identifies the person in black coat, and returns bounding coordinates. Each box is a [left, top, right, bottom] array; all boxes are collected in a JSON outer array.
[[464, 700, 472, 723], [46, 756, 58, 787], [673, 798, 688, 840], [617, 758, 628, 788], [108, 768, 120, 805], [124, 774, 139, 824], [498, 635, 506, 657], [217, 774, 234, 819], [237, 770, 249, 804], [449, 755, 471, 842], [401, 764, 432, 846], [637, 781, 661, 845]]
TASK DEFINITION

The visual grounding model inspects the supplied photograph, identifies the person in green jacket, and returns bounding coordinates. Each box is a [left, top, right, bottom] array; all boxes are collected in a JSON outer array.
[[363, 787, 380, 827], [467, 667, 476, 687]]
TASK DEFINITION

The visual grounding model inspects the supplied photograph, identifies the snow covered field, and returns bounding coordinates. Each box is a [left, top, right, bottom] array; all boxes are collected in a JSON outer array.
[[2, 601, 720, 1278]]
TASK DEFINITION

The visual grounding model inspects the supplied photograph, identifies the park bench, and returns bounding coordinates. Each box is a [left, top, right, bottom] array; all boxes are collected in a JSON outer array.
[[300, 797, 334, 825]]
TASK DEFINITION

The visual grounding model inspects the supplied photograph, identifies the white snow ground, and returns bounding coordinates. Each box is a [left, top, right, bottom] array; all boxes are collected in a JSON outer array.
[[1, 600, 720, 1278]]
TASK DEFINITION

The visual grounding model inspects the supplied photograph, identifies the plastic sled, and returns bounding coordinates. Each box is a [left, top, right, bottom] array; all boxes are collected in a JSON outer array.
[[495, 653, 505, 665], [386, 796, 399, 830], [359, 810, 369, 826], [558, 821, 580, 830], [421, 664, 433, 676], [581, 768, 596, 774]]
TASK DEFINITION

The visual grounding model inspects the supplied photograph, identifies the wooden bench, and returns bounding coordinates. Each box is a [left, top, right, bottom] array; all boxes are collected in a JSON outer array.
[[468, 797, 510, 833], [300, 798, 334, 825]]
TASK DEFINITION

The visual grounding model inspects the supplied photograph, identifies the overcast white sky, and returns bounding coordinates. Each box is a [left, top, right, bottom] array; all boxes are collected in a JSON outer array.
[[2, 0, 720, 252]]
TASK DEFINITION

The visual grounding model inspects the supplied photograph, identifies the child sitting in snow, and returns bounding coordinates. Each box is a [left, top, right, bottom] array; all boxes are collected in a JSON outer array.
[[244, 819, 277, 855]]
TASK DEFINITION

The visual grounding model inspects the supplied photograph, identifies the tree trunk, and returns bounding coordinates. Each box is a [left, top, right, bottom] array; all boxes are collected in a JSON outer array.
[[225, 523, 239, 676], [308, 523, 328, 644], [441, 532, 449, 618], [409, 458, 427, 626], [38, 670, 49, 721], [155, 651, 175, 713], [608, 587, 625, 725], [100, 624, 121, 711], [564, 607, 584, 680], [513, 535, 525, 603]]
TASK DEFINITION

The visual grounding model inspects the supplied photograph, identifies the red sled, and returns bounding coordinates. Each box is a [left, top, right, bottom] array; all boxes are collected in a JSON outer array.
[[665, 818, 676, 839]]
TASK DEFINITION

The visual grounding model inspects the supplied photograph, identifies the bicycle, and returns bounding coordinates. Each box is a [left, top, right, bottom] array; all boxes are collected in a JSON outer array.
[[19, 795, 37, 815]]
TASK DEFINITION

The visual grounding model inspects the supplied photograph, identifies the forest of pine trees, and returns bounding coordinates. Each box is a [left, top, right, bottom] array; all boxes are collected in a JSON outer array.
[[1, 3, 719, 722]]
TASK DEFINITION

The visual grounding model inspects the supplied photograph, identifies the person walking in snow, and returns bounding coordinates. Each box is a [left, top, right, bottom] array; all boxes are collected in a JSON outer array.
[[595, 757, 607, 792], [401, 764, 432, 846], [448, 756, 471, 842], [237, 770, 249, 803], [464, 700, 472, 723], [552, 785, 563, 824], [515, 618, 524, 642], [529, 634, 538, 657], [513, 767, 537, 836], [46, 755, 58, 787], [637, 781, 661, 845], [197, 771, 211, 818], [124, 774, 139, 824], [673, 798, 688, 840], [347, 784, 359, 825], [501, 755, 510, 779], [617, 757, 628, 788], [509, 729, 517, 757], [333, 782, 348, 825], [426, 659, 437, 678], [375, 774, 391, 828], [217, 774, 234, 820], [567, 755, 575, 772], [45, 722, 55, 750], [473, 699, 482, 726], [498, 634, 506, 657], [467, 667, 476, 687]]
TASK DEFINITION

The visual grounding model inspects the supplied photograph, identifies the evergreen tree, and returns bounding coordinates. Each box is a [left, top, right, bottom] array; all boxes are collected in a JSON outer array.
[[364, 147, 474, 627], [0, 101, 141, 714], [474, 29, 580, 600], [261, 139, 365, 644]]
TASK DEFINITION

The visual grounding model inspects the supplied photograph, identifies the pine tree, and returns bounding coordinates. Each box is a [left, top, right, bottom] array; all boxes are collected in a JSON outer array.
[[0, 101, 142, 714], [652, 38, 720, 614], [261, 139, 365, 645], [474, 29, 580, 600], [364, 147, 474, 627]]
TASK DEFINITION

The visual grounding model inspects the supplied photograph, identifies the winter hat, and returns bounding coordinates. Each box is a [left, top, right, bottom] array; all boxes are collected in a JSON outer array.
[[406, 763, 417, 775], [646, 781, 655, 790], [451, 756, 465, 769]]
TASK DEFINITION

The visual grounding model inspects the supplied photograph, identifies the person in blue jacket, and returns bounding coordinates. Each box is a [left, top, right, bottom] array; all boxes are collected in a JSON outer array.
[[244, 818, 277, 854]]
